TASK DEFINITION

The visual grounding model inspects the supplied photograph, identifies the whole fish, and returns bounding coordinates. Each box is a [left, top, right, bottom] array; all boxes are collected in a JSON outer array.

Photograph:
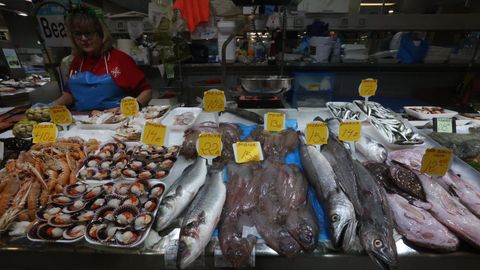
[[386, 148, 425, 170], [353, 161, 398, 270], [435, 171, 480, 218], [223, 107, 264, 124], [355, 134, 388, 163], [300, 141, 357, 250], [177, 170, 226, 269], [155, 158, 208, 231], [417, 173, 480, 249], [386, 193, 459, 252]]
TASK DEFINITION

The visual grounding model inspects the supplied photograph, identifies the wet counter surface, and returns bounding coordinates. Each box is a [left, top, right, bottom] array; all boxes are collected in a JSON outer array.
[[1, 108, 480, 270]]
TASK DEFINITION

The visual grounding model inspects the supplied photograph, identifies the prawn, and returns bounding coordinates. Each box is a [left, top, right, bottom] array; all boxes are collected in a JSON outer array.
[[0, 179, 20, 217], [27, 181, 41, 221]]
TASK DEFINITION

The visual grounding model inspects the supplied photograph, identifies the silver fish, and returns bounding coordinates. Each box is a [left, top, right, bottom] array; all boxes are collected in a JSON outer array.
[[300, 141, 358, 251], [417, 173, 480, 249], [223, 107, 264, 124], [386, 193, 459, 252], [353, 161, 398, 270], [155, 157, 208, 231], [355, 134, 388, 163], [177, 170, 226, 269]]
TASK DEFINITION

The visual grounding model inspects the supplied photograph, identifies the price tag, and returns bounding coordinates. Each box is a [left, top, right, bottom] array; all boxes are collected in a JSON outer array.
[[305, 121, 328, 145], [48, 105, 72, 125], [420, 148, 453, 176], [359, 79, 378, 97], [433, 118, 456, 133], [233, 142, 264, 163], [264, 112, 285, 132], [141, 122, 167, 146], [121, 97, 139, 117], [203, 89, 225, 112], [338, 121, 361, 142], [33, 123, 57, 143], [196, 133, 222, 157]]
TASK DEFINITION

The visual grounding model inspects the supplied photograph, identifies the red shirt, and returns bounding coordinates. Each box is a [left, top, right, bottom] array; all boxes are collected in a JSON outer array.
[[66, 48, 150, 95]]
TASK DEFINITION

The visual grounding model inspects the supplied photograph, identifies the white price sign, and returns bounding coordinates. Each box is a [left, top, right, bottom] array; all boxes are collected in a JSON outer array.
[[37, 15, 69, 47]]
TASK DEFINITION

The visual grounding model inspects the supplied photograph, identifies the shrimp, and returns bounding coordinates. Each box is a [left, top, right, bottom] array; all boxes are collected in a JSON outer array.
[[0, 179, 20, 217], [44, 157, 70, 187], [27, 181, 41, 221]]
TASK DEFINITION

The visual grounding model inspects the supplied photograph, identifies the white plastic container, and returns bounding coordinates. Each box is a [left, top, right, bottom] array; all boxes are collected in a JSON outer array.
[[217, 20, 236, 61], [161, 107, 202, 131], [404, 106, 458, 120], [309, 36, 332, 63]]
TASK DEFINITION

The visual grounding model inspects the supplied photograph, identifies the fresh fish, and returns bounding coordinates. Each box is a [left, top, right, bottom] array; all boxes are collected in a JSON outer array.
[[249, 128, 299, 159], [355, 134, 388, 163], [435, 171, 480, 218], [353, 161, 397, 270], [300, 141, 357, 250], [177, 170, 226, 269], [223, 107, 264, 124], [155, 158, 208, 231], [417, 173, 480, 249], [386, 147, 425, 170], [328, 103, 361, 120]]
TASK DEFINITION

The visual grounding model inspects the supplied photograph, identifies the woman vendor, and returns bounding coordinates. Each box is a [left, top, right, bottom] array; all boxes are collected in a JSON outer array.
[[50, 6, 152, 111]]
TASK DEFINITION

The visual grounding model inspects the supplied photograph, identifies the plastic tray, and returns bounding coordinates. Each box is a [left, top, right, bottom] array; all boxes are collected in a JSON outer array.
[[161, 107, 201, 131], [404, 106, 458, 120]]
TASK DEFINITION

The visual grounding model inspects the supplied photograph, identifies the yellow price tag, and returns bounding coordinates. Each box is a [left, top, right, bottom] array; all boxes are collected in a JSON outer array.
[[265, 112, 285, 132], [141, 122, 167, 146], [121, 97, 139, 117], [305, 121, 328, 145], [197, 133, 222, 157], [234, 142, 263, 163], [420, 148, 453, 176], [338, 121, 361, 142], [359, 79, 378, 97], [33, 123, 57, 143], [49, 105, 72, 125], [203, 89, 225, 112]]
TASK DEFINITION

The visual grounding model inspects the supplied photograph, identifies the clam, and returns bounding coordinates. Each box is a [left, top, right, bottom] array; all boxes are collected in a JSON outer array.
[[130, 180, 149, 196], [122, 195, 140, 207], [64, 184, 87, 198], [110, 168, 122, 179], [100, 159, 113, 170], [89, 198, 106, 210], [103, 182, 114, 194], [142, 198, 158, 212], [62, 200, 86, 213], [63, 224, 86, 240], [38, 224, 64, 240], [93, 169, 110, 180], [115, 229, 140, 245], [114, 206, 139, 225], [95, 206, 116, 222], [122, 168, 137, 179], [105, 195, 124, 208], [37, 206, 62, 221], [159, 159, 175, 169], [78, 167, 98, 180], [86, 156, 102, 167], [154, 170, 169, 179], [114, 182, 131, 196], [144, 161, 157, 171], [73, 210, 96, 222], [137, 170, 154, 180], [149, 183, 165, 198], [114, 157, 128, 169], [50, 195, 73, 206], [82, 186, 103, 201], [48, 213, 73, 227], [134, 212, 153, 231], [129, 160, 145, 170]]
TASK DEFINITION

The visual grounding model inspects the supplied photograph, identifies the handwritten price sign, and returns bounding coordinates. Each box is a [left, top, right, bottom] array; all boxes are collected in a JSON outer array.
[[420, 148, 453, 176], [142, 122, 167, 146], [359, 79, 378, 97], [203, 89, 225, 112], [234, 142, 263, 163], [338, 121, 361, 142], [265, 112, 285, 132], [197, 133, 222, 157], [49, 105, 72, 125], [33, 123, 57, 143], [305, 121, 328, 145], [121, 97, 139, 117]]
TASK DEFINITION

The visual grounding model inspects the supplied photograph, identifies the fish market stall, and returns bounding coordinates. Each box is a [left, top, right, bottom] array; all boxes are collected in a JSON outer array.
[[0, 105, 480, 270]]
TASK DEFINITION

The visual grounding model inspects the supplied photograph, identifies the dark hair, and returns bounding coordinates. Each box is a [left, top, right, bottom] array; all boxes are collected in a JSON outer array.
[[65, 7, 113, 57]]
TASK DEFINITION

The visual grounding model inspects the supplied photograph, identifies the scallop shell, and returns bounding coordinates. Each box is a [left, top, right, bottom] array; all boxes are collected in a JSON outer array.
[[113, 206, 139, 226], [129, 160, 145, 170], [86, 222, 106, 240], [133, 212, 153, 231], [28, 221, 43, 240], [93, 169, 110, 180], [137, 170, 155, 181], [154, 170, 169, 180], [113, 182, 131, 196], [103, 182, 114, 194], [105, 194, 124, 209], [97, 224, 121, 242], [88, 198, 106, 210], [100, 142, 117, 153], [78, 167, 98, 180], [149, 183, 165, 198], [114, 157, 128, 169], [99, 159, 114, 170], [98, 149, 113, 159], [116, 142, 127, 150], [86, 156, 102, 168], [167, 145, 180, 154], [50, 195, 74, 206], [94, 206, 116, 222], [37, 223, 65, 240], [159, 159, 175, 170], [36, 206, 62, 221], [62, 200, 86, 213], [110, 168, 122, 179], [129, 180, 149, 196], [73, 210, 96, 223], [48, 213, 73, 227], [115, 229, 141, 245], [63, 224, 86, 240], [113, 150, 127, 161], [142, 198, 158, 213], [64, 184, 88, 198], [82, 186, 104, 201], [122, 195, 140, 207], [144, 161, 157, 171]]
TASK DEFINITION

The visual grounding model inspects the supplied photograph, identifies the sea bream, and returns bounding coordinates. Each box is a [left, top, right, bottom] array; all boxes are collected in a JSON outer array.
[[417, 173, 480, 249], [177, 170, 226, 269], [155, 157, 208, 231], [386, 193, 459, 252], [300, 141, 359, 251], [353, 161, 398, 270]]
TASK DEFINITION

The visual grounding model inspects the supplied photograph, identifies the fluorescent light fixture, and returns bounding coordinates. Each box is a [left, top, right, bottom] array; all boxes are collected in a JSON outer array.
[[388, 9, 394, 13], [25, 0, 32, 2], [361, 2, 397, 6], [17, 11, 28, 16], [0, 3, 6, 6]]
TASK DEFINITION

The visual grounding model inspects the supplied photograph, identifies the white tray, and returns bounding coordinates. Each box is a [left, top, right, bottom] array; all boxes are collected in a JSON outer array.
[[404, 106, 458, 120], [161, 107, 202, 132]]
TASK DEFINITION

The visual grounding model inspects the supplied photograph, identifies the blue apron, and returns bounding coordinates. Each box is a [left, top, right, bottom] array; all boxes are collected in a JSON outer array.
[[67, 55, 126, 111]]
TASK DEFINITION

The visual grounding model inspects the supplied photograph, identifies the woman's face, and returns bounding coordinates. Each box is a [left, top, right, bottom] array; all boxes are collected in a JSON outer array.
[[73, 27, 102, 55]]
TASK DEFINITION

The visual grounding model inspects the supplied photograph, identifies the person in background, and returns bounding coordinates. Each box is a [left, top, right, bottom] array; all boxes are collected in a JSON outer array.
[[47, 5, 152, 111]]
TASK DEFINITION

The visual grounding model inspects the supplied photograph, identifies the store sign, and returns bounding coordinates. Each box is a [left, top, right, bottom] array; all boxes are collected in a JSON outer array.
[[305, 121, 328, 145], [420, 148, 453, 176], [37, 15, 70, 47], [233, 142, 263, 163]]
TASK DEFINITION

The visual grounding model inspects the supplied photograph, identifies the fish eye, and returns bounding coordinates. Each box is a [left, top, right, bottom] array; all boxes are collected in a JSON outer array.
[[374, 239, 383, 248], [330, 214, 339, 222]]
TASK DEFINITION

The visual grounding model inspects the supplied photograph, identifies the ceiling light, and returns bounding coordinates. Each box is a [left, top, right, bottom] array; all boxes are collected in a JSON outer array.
[[0, 3, 6, 6], [388, 10, 394, 14], [17, 11, 28, 16], [360, 3, 397, 7]]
